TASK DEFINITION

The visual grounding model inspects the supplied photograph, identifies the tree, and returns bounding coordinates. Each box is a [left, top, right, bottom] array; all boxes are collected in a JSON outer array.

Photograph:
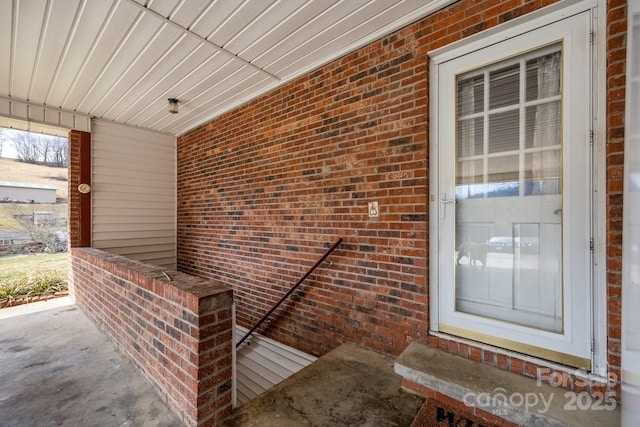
[[12, 131, 42, 164], [39, 136, 53, 164], [0, 128, 5, 158], [49, 137, 68, 167], [12, 205, 67, 253], [8, 131, 68, 166]]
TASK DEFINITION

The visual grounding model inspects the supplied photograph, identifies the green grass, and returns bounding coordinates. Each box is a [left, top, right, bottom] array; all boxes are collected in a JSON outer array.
[[0, 253, 68, 302], [0, 205, 21, 229]]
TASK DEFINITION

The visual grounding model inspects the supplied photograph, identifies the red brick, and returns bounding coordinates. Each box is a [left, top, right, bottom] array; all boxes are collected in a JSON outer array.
[[70, 249, 233, 426], [474, 407, 512, 426], [402, 379, 435, 398], [510, 359, 524, 375]]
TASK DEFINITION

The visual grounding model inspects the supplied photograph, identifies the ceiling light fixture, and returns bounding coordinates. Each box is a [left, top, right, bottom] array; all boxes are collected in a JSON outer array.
[[168, 98, 179, 114]]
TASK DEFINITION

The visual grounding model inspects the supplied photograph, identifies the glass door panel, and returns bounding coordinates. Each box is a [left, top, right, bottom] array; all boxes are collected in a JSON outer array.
[[454, 44, 563, 333]]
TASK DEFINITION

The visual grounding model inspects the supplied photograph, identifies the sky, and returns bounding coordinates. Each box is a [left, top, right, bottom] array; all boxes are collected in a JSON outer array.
[[0, 128, 64, 159], [0, 129, 20, 159]]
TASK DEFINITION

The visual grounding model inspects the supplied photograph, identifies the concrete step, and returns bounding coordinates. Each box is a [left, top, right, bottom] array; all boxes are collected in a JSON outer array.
[[395, 342, 620, 427], [224, 342, 424, 427]]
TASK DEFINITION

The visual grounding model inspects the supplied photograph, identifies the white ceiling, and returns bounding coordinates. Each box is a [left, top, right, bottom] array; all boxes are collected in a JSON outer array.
[[0, 0, 450, 136]]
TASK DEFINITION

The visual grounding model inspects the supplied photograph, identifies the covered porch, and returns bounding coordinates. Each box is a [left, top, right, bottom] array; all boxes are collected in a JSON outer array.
[[0, 0, 636, 426]]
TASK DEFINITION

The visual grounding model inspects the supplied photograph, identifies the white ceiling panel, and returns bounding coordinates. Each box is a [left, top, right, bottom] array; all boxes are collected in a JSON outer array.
[[87, 23, 184, 117], [0, 2, 12, 94], [134, 52, 234, 128], [105, 34, 200, 120], [164, 70, 268, 134], [75, 13, 164, 112], [43, 1, 114, 108], [189, 0, 247, 41], [28, 0, 82, 105], [271, 0, 430, 78], [222, 0, 308, 55], [63, 2, 142, 108], [139, 0, 176, 18], [10, 0, 48, 98], [0, 0, 453, 136], [252, 0, 371, 70], [264, 1, 396, 75], [166, 0, 222, 30], [233, 0, 338, 62], [205, 1, 277, 47], [114, 42, 215, 123]]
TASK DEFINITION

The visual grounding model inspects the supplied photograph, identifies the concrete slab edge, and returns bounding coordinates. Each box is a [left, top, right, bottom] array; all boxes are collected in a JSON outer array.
[[394, 359, 566, 427]]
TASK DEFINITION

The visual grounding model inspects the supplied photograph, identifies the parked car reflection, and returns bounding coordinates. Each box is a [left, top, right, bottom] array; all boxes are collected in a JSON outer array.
[[488, 236, 512, 252], [487, 236, 539, 253]]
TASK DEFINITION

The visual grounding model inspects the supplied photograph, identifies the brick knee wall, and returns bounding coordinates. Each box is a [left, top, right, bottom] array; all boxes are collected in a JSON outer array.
[[69, 248, 234, 426]]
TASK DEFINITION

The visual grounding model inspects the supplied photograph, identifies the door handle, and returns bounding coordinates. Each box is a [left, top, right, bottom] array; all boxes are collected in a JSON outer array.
[[440, 197, 456, 204], [440, 193, 456, 218]]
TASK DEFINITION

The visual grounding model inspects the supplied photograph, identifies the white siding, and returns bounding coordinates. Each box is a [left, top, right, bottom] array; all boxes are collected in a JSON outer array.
[[234, 326, 316, 406], [92, 119, 176, 269]]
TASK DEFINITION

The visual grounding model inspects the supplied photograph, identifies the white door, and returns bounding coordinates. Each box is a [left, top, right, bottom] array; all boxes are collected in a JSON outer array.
[[435, 12, 592, 368]]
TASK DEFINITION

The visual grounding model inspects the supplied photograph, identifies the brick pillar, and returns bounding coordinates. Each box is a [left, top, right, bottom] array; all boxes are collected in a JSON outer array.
[[68, 129, 91, 248]]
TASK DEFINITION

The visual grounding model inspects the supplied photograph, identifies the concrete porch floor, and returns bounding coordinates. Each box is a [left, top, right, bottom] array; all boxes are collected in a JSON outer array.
[[0, 297, 183, 427], [0, 297, 423, 427]]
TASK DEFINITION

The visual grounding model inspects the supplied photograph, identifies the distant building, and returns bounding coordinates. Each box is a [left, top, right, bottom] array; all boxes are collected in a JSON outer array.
[[0, 181, 57, 203], [0, 232, 30, 245]]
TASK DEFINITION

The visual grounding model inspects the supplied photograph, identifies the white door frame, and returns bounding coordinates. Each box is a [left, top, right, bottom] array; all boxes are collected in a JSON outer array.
[[428, 0, 607, 374]]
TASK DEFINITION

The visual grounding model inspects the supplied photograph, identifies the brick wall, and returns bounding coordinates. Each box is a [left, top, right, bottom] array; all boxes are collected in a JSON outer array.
[[69, 248, 234, 426], [402, 380, 521, 427], [176, 0, 624, 400], [605, 0, 627, 393]]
